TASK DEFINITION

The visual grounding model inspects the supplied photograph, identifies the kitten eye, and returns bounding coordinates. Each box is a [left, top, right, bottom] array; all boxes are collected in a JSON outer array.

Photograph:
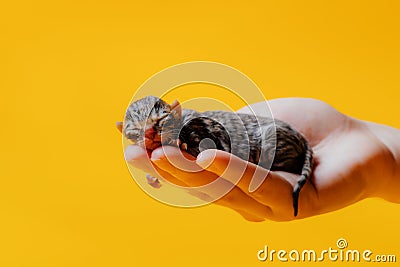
[[154, 113, 169, 124], [160, 113, 169, 119], [155, 118, 166, 128]]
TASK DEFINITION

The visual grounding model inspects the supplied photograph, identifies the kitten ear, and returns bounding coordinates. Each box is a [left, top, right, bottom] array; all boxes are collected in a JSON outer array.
[[170, 100, 182, 119], [170, 99, 180, 109], [116, 122, 123, 133]]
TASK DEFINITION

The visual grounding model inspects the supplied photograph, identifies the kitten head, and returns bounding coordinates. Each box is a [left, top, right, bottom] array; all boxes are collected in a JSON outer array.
[[119, 95, 182, 150]]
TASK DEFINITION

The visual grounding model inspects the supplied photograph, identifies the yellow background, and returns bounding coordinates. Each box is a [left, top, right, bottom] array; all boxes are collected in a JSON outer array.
[[1, 1, 400, 266]]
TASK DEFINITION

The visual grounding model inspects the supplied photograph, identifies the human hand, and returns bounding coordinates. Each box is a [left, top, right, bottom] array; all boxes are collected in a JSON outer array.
[[124, 98, 399, 221]]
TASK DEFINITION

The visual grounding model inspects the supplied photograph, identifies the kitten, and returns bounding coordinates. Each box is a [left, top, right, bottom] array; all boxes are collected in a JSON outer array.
[[117, 95, 314, 217]]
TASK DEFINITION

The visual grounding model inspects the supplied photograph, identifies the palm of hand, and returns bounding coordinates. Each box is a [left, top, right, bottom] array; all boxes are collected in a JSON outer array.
[[251, 98, 391, 219], [125, 98, 392, 221]]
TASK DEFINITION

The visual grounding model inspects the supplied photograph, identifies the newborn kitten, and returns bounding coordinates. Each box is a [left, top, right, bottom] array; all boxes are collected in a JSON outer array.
[[118, 96, 313, 217]]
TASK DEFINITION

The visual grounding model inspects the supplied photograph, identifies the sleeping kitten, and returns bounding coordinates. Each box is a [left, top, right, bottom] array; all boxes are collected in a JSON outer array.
[[117, 95, 313, 217]]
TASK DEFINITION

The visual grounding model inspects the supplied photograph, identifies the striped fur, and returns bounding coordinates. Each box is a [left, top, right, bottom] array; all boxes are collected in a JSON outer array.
[[123, 96, 314, 217]]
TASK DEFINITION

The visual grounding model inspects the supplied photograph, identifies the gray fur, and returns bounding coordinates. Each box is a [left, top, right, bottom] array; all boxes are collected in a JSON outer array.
[[123, 96, 314, 217]]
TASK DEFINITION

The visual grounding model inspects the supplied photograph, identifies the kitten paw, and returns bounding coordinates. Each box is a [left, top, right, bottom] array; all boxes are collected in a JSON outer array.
[[146, 174, 162, 189]]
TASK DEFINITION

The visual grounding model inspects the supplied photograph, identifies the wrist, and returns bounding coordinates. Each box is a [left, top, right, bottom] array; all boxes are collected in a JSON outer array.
[[379, 155, 400, 203], [363, 121, 400, 203]]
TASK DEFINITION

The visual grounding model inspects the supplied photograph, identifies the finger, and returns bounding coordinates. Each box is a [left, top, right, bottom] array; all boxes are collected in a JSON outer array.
[[196, 149, 293, 191], [124, 145, 188, 187], [151, 146, 218, 186], [126, 146, 269, 220], [196, 149, 295, 216], [151, 146, 273, 219], [151, 145, 204, 172], [124, 145, 153, 172]]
